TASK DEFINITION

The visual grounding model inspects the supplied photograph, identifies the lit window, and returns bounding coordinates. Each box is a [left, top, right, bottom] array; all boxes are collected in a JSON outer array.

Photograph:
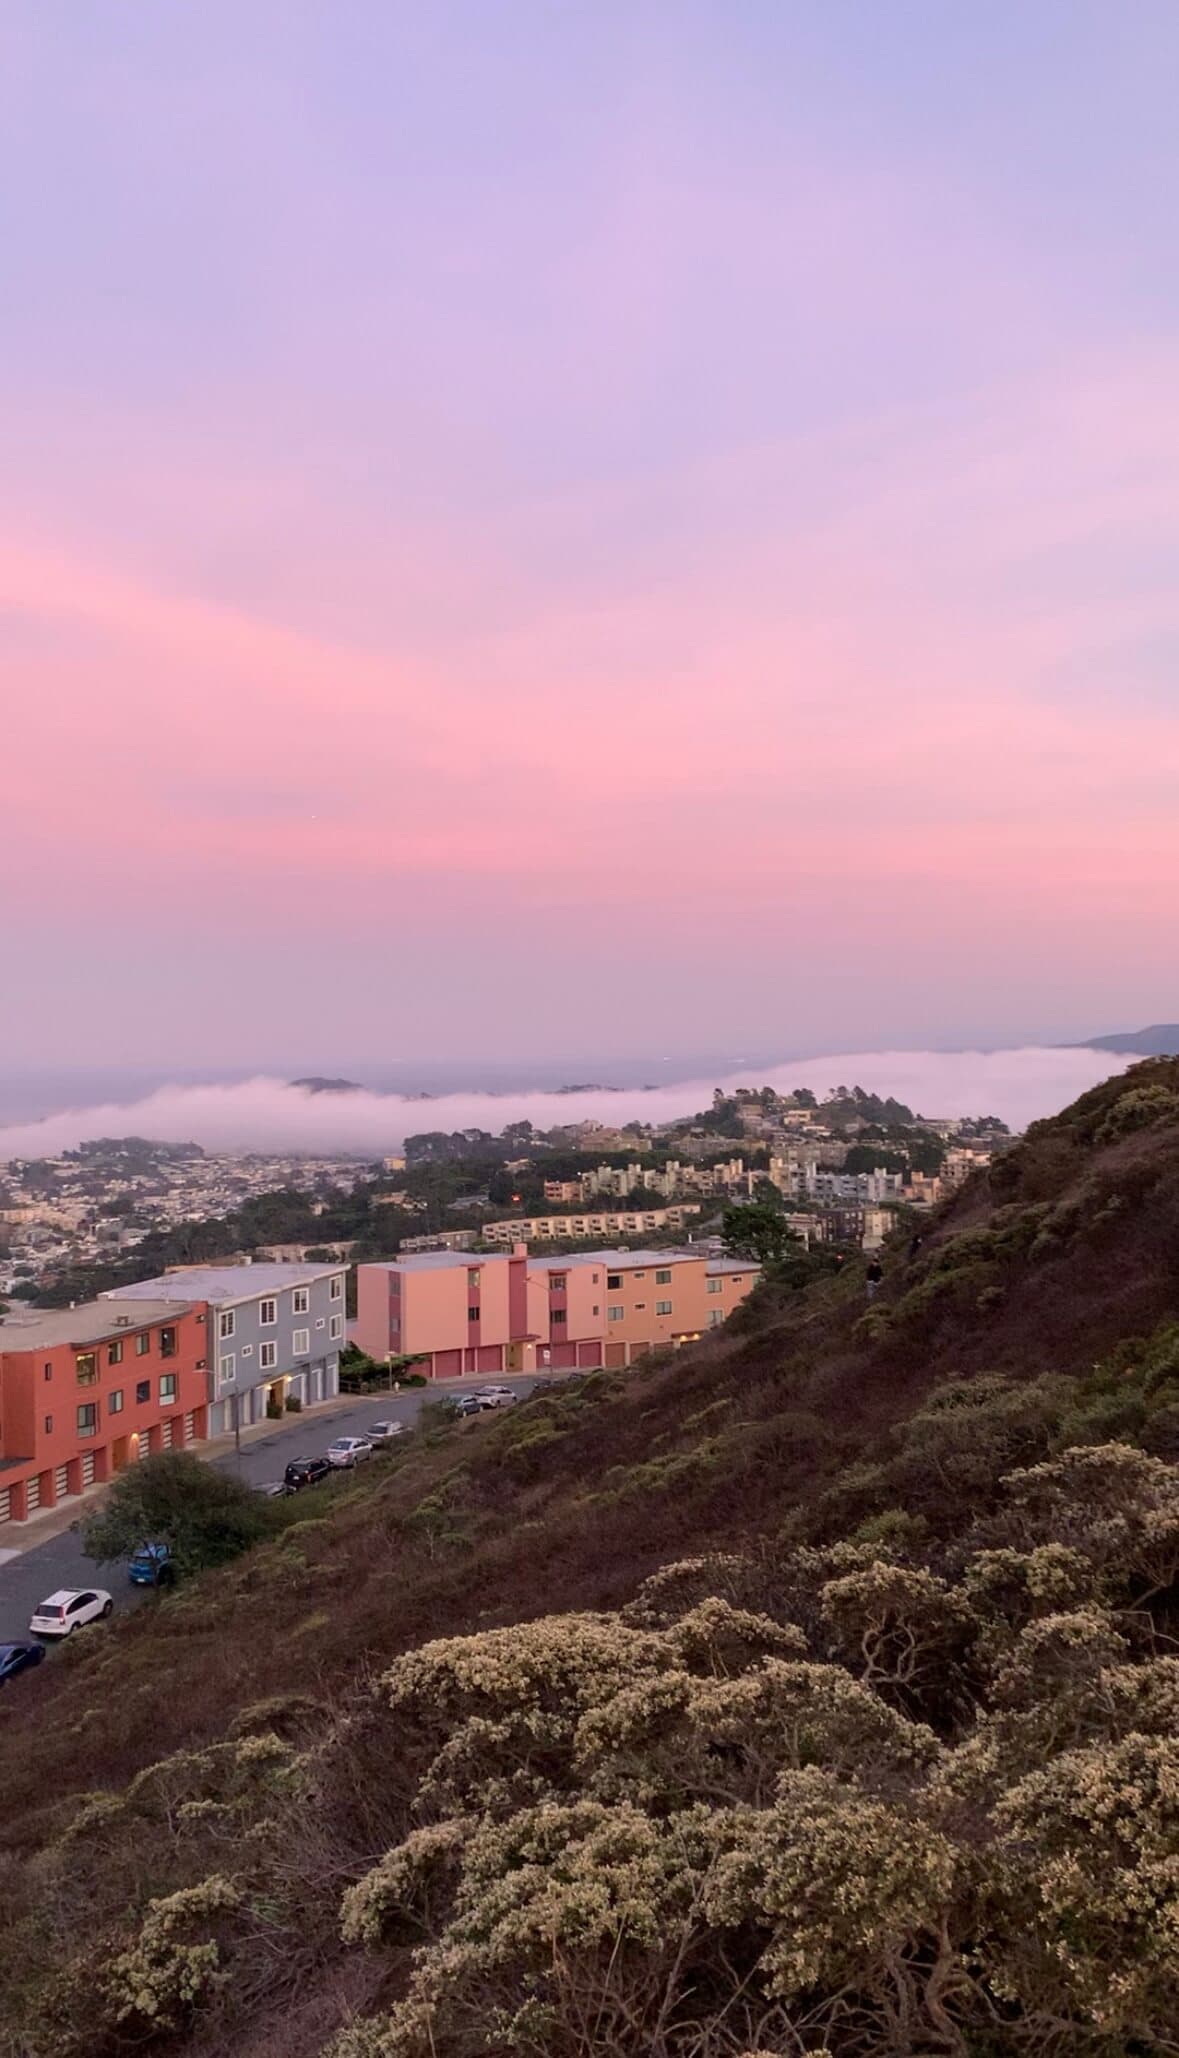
[[75, 1353, 97, 1386]]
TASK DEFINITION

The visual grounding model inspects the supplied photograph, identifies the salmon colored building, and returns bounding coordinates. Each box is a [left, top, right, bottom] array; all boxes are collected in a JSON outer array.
[[0, 1300, 210, 1524], [354, 1247, 759, 1378]]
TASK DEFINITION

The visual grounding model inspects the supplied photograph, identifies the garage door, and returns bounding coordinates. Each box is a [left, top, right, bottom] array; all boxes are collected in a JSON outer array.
[[0, 1488, 10, 1524], [54, 1466, 70, 1500], [26, 1474, 41, 1513], [80, 1452, 96, 1488], [160, 1419, 174, 1450], [183, 1411, 196, 1443]]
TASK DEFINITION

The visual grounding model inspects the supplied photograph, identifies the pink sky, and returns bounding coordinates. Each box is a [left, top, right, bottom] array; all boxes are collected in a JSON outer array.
[[3, 5, 1178, 1067]]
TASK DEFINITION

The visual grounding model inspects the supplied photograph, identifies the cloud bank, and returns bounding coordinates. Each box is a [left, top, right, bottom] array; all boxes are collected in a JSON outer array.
[[0, 1048, 1132, 1162]]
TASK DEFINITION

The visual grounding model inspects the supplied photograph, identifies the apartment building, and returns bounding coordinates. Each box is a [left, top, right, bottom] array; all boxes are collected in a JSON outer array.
[[481, 1204, 701, 1245], [103, 1262, 347, 1436], [354, 1246, 759, 1378], [0, 1300, 209, 1524]]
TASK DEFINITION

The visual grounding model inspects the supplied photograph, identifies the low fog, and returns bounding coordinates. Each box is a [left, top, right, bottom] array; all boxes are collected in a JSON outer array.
[[0, 1048, 1131, 1161]]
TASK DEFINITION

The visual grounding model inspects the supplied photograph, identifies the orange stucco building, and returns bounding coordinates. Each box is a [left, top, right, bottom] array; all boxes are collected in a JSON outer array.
[[354, 1247, 758, 1377], [0, 1300, 210, 1523]]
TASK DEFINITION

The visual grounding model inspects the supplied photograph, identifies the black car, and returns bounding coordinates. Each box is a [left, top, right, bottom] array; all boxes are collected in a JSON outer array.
[[283, 1456, 332, 1490], [0, 1641, 46, 1685]]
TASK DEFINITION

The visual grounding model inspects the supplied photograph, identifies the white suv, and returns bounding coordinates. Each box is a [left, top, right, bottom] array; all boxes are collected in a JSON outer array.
[[30, 1589, 113, 1638], [474, 1386, 517, 1410]]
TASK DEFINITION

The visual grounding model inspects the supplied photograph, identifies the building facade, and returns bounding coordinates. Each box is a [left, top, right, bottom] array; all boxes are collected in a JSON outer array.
[[481, 1204, 701, 1245], [103, 1262, 347, 1436], [0, 1300, 209, 1524], [354, 1246, 759, 1378]]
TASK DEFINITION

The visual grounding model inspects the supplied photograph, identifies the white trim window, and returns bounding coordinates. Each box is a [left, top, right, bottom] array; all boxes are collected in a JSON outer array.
[[607, 1305, 625, 1323], [259, 1342, 278, 1371], [292, 1287, 310, 1315], [218, 1309, 235, 1340], [258, 1298, 277, 1327], [655, 1299, 673, 1316], [293, 1328, 310, 1355], [329, 1313, 343, 1341], [217, 1356, 236, 1393], [329, 1274, 344, 1301]]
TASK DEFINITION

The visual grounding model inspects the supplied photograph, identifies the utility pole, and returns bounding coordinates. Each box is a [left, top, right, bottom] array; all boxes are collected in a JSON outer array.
[[233, 1391, 242, 1467]]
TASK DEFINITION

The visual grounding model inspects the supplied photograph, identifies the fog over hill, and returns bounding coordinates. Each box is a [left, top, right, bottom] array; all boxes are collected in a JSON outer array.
[[0, 1046, 1132, 1159]]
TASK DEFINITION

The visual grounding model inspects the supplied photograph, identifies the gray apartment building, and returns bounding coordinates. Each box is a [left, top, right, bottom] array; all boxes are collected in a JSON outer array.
[[102, 1262, 347, 1436]]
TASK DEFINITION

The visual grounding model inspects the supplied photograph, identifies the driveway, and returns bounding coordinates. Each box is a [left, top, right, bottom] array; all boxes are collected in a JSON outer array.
[[0, 1379, 539, 1647]]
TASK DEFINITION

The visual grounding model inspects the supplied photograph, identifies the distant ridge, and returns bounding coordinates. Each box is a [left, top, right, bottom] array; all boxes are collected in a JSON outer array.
[[289, 1076, 364, 1093], [1073, 1023, 1179, 1056]]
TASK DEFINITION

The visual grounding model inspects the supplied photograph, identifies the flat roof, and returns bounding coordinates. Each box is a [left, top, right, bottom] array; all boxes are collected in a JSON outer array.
[[705, 1258, 759, 1276], [0, 1299, 188, 1351], [101, 1262, 342, 1306], [528, 1249, 700, 1271], [368, 1251, 513, 1274]]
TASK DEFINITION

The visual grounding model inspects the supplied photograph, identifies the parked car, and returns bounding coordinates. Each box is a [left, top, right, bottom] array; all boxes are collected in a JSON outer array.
[[0, 1641, 46, 1684], [29, 1589, 113, 1639], [445, 1395, 482, 1418], [474, 1386, 517, 1409], [284, 1456, 332, 1491], [326, 1435, 374, 1468], [128, 1542, 175, 1587], [366, 1420, 407, 1445]]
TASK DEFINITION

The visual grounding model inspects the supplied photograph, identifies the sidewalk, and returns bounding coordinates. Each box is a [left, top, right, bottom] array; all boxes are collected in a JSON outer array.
[[0, 1388, 366, 1562]]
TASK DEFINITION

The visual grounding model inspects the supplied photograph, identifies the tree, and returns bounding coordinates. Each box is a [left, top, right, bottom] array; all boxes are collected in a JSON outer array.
[[721, 1196, 801, 1269], [82, 1451, 276, 1577]]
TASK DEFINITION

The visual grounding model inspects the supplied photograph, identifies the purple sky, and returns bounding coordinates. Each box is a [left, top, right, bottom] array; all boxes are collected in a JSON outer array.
[[3, 3, 1178, 1068]]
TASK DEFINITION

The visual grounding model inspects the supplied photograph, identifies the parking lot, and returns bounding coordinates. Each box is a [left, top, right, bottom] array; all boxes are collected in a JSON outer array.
[[0, 1378, 538, 1647]]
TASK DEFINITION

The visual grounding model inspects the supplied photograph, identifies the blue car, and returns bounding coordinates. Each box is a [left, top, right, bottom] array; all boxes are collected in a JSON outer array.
[[128, 1542, 175, 1587], [0, 1640, 46, 1684]]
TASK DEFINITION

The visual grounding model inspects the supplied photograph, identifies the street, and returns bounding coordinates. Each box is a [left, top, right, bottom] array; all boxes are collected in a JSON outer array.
[[0, 1379, 538, 1648]]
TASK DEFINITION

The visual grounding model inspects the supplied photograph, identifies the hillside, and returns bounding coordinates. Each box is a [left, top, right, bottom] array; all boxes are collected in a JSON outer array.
[[3, 1061, 1179, 2057], [1076, 1021, 1179, 1055]]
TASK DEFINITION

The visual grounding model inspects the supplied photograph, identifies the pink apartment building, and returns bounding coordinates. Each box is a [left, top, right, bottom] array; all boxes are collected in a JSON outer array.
[[354, 1246, 759, 1377]]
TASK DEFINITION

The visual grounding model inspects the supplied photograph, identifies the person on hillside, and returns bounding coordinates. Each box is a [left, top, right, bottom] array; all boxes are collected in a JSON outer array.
[[866, 1259, 884, 1300], [908, 1233, 924, 1261]]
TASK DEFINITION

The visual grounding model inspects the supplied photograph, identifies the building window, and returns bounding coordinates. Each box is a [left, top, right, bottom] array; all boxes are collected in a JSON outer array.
[[76, 1353, 97, 1386], [77, 1403, 97, 1438], [607, 1305, 625, 1322], [219, 1310, 235, 1340], [655, 1300, 673, 1316], [292, 1287, 310, 1315], [549, 1274, 567, 1292], [107, 1338, 123, 1365], [552, 1308, 567, 1323], [655, 1269, 672, 1285], [329, 1274, 344, 1301], [293, 1328, 310, 1354], [607, 1274, 622, 1290], [159, 1326, 177, 1359], [709, 1309, 725, 1327], [707, 1278, 723, 1294], [44, 1415, 53, 1435], [259, 1299, 277, 1327], [136, 1332, 151, 1355], [633, 1271, 645, 1280], [136, 1380, 151, 1404], [329, 1314, 343, 1340], [467, 1306, 480, 1322], [592, 1305, 599, 1316], [43, 1362, 52, 1382], [160, 1374, 177, 1403], [259, 1342, 278, 1371], [109, 1389, 124, 1414], [217, 1356, 236, 1392], [467, 1269, 481, 1290]]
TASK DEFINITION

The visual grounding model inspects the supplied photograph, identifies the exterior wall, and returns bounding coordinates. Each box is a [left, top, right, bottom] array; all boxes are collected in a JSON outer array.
[[598, 1256, 710, 1349], [704, 1265, 760, 1326], [209, 1271, 344, 1435], [0, 1307, 209, 1524]]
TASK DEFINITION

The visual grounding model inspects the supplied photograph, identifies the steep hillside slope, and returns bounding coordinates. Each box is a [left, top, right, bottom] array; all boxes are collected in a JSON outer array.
[[3, 1061, 1179, 2058]]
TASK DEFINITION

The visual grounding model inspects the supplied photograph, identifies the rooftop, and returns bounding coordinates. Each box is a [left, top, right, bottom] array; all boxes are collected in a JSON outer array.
[[528, 1249, 701, 1272], [101, 1262, 343, 1306], [369, 1252, 513, 1274], [0, 1299, 189, 1351]]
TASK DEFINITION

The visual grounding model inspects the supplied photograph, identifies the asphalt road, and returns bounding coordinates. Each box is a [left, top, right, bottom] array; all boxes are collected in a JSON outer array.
[[0, 1379, 539, 1650]]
